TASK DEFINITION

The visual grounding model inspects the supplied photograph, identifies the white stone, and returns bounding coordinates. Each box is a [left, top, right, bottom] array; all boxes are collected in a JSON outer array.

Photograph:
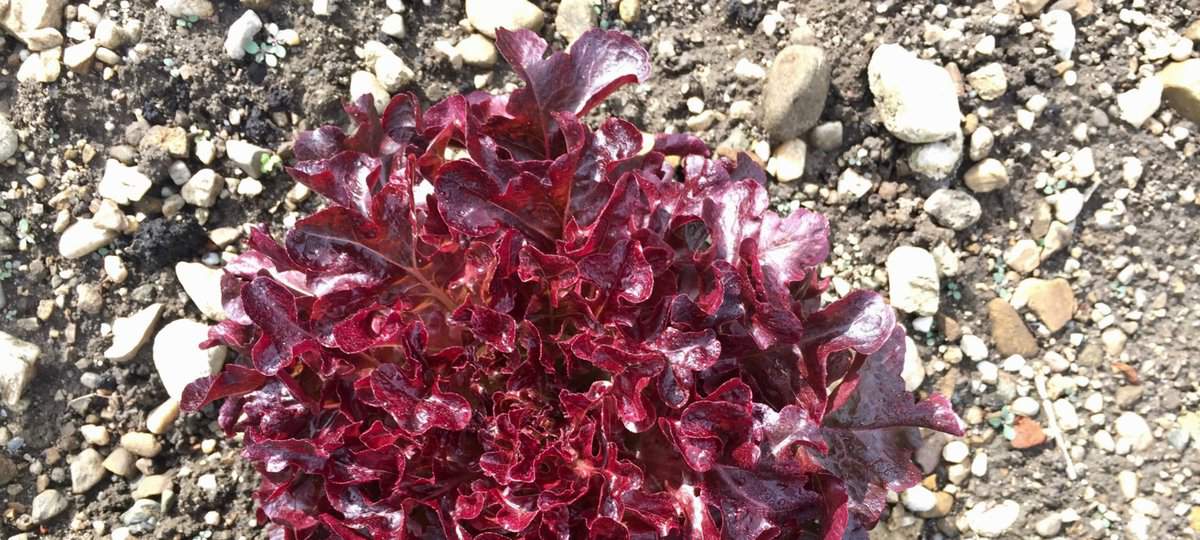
[[733, 58, 766, 81], [237, 177, 264, 197], [381, 13, 406, 38], [867, 44, 962, 143], [146, 398, 180, 434], [70, 448, 105, 493], [175, 262, 225, 320], [104, 304, 164, 363], [901, 485, 937, 513], [99, 159, 152, 205], [901, 336, 925, 392], [836, 169, 872, 201], [350, 70, 390, 114], [965, 499, 1021, 537], [969, 125, 994, 161], [977, 360, 999, 384], [942, 440, 969, 463], [1117, 78, 1163, 128], [970, 451, 988, 477], [0, 115, 17, 163], [966, 63, 1008, 100], [1040, 10, 1075, 60], [886, 246, 939, 316], [223, 10, 262, 60], [374, 50, 414, 92], [226, 139, 272, 178], [1072, 148, 1095, 179], [0, 331, 40, 406], [1005, 239, 1041, 274], [17, 48, 62, 83], [31, 490, 68, 524], [809, 121, 843, 151], [963, 157, 1009, 193], [104, 255, 129, 284], [58, 219, 117, 259], [465, 0, 545, 38], [92, 199, 128, 232], [1050, 188, 1085, 222], [1130, 497, 1159, 517], [1012, 396, 1041, 417], [157, 0, 214, 17], [1035, 513, 1063, 537], [312, 0, 336, 15], [767, 139, 806, 182], [1118, 470, 1139, 500], [80, 424, 110, 445], [152, 319, 227, 401], [924, 188, 980, 231], [1083, 392, 1103, 413], [63, 39, 97, 72], [1053, 399, 1079, 431], [960, 334, 988, 361], [1115, 412, 1153, 452], [181, 169, 224, 208]]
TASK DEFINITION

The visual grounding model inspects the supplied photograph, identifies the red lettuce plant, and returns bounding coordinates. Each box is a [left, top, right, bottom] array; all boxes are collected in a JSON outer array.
[[184, 28, 963, 540]]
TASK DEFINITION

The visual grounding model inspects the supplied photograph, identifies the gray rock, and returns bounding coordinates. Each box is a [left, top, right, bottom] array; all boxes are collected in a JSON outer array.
[[924, 189, 981, 231], [868, 44, 961, 143], [0, 115, 18, 162], [760, 45, 831, 142], [0, 331, 40, 405], [31, 489, 68, 523], [121, 498, 160, 531], [152, 319, 227, 400], [70, 448, 106, 493]]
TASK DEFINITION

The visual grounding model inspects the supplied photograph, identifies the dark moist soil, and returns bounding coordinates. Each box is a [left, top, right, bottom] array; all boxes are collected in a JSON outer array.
[[1, 0, 1199, 538]]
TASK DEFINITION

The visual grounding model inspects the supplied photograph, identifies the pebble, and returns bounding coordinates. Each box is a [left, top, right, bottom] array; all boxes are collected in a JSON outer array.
[[312, 0, 336, 16], [901, 336, 924, 392], [733, 58, 766, 81], [961, 334, 989, 361], [1054, 399, 1079, 431], [908, 131, 963, 179], [156, 0, 214, 17], [181, 169, 224, 208], [63, 39, 97, 72], [555, 0, 596, 44], [766, 139, 807, 182], [121, 498, 160, 529], [618, 0, 639, 23], [31, 489, 68, 523], [963, 158, 1009, 193], [0, 115, 18, 163], [968, 125, 994, 161], [464, 0, 545, 39], [350, 70, 390, 114], [1115, 412, 1153, 452], [131, 474, 171, 500], [93, 199, 129, 232], [760, 45, 831, 141], [966, 63, 1008, 100], [119, 432, 162, 458], [22, 27, 63, 52], [901, 485, 937, 513], [1023, 278, 1076, 333], [102, 447, 135, 477], [924, 188, 981, 231], [1035, 513, 1063, 537], [1004, 239, 1041, 274], [0, 331, 40, 405], [886, 246, 940, 316], [80, 424, 110, 446], [1118, 470, 1139, 500], [1050, 188, 1085, 222], [17, 48, 62, 84], [70, 448, 105, 493], [1101, 327, 1127, 356], [374, 51, 414, 92], [867, 44, 961, 143], [1012, 396, 1041, 417], [104, 303, 164, 363], [1040, 10, 1075, 60], [1158, 59, 1200, 123], [834, 169, 872, 202], [1131, 497, 1159, 517], [942, 440, 969, 463], [224, 10, 262, 60], [225, 139, 271, 178], [380, 13, 405, 39], [987, 299, 1039, 357], [152, 319, 227, 400], [808, 121, 843, 151], [456, 34, 497, 68], [965, 499, 1021, 537], [98, 159, 153, 205], [146, 399, 180, 435], [95, 19, 125, 50], [174, 262, 225, 320], [970, 451, 988, 477], [1117, 78, 1163, 128]]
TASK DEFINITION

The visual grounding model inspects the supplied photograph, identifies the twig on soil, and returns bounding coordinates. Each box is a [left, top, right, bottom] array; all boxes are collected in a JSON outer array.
[[1034, 374, 1077, 480], [67, 392, 112, 405]]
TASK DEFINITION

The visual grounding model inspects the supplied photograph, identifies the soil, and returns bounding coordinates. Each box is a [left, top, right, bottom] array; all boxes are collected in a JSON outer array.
[[1, 0, 1198, 538]]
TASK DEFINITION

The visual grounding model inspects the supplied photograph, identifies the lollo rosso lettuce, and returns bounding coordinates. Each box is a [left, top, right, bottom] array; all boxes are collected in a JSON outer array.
[[183, 28, 964, 540]]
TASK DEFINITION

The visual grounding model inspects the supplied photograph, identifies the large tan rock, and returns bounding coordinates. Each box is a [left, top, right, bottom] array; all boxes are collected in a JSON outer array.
[[1159, 59, 1200, 123]]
